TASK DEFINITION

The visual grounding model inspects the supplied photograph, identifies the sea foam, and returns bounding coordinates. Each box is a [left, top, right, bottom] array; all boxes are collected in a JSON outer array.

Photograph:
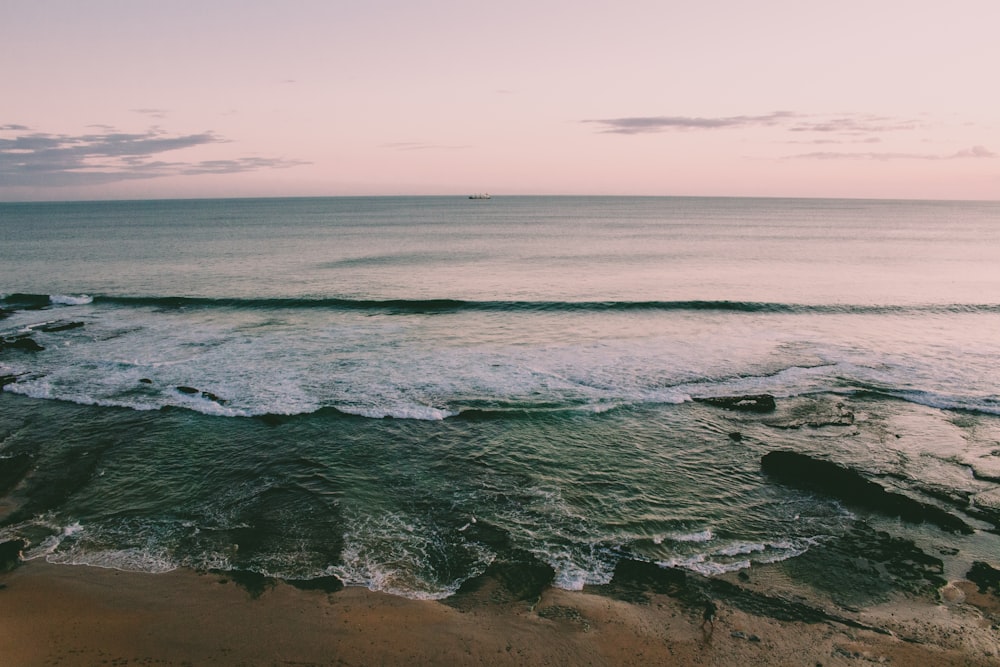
[[49, 294, 93, 306]]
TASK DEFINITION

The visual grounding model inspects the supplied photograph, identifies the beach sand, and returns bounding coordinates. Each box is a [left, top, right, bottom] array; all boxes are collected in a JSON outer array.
[[2, 560, 998, 666]]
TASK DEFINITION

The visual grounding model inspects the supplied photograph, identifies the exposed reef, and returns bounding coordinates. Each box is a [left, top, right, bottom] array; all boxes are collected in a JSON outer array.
[[761, 450, 973, 534]]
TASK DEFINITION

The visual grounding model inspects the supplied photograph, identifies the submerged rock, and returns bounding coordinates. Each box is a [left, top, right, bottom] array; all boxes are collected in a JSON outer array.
[[780, 519, 946, 604], [0, 452, 33, 496], [0, 539, 26, 572], [0, 373, 18, 389], [761, 450, 973, 534], [175, 386, 229, 405], [36, 320, 84, 333], [763, 400, 855, 429], [695, 394, 776, 413], [0, 335, 44, 353], [286, 575, 345, 594]]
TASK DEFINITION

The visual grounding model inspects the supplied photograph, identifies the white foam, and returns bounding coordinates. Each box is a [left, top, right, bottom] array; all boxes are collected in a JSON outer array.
[[47, 547, 178, 573], [336, 404, 458, 421], [330, 511, 486, 600], [716, 542, 766, 557], [62, 521, 84, 537], [49, 294, 93, 306], [654, 528, 714, 544]]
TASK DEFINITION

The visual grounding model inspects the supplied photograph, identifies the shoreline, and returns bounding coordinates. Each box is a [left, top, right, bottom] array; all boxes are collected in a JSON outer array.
[[2, 559, 997, 666]]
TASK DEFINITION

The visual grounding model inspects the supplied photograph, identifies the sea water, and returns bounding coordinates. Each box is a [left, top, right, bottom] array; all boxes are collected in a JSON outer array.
[[2, 196, 999, 599]]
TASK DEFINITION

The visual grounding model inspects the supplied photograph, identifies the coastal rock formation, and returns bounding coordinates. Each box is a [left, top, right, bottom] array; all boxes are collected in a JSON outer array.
[[761, 450, 972, 534], [448, 520, 556, 608], [0, 539, 25, 572], [780, 520, 946, 604], [695, 394, 776, 413], [0, 374, 18, 389], [967, 561, 1000, 595], [36, 320, 85, 333], [599, 556, 897, 633], [0, 335, 44, 353], [175, 386, 229, 405], [763, 400, 855, 429]]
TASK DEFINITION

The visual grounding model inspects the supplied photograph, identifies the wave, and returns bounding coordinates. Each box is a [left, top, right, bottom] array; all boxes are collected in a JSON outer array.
[[1, 293, 93, 309], [5, 292, 1000, 316], [843, 387, 1000, 417]]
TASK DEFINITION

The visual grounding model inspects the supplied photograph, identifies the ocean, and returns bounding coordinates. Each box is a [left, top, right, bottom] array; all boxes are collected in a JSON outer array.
[[2, 196, 999, 602]]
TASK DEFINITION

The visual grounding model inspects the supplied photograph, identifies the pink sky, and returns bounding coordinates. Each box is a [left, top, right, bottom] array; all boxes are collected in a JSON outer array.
[[2, 1, 998, 201]]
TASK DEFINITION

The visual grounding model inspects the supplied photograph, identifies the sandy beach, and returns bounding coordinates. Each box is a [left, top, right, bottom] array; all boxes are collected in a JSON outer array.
[[2, 559, 998, 666]]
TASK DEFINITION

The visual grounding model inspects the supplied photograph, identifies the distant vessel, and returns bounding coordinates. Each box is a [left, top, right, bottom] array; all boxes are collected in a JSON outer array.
[[468, 193, 491, 199]]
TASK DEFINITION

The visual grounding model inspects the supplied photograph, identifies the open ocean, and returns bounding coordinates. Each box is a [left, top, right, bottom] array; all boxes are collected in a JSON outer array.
[[2, 196, 999, 601]]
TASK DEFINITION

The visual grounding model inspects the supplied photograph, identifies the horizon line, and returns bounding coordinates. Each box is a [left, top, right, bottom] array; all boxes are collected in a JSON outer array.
[[2, 193, 999, 206]]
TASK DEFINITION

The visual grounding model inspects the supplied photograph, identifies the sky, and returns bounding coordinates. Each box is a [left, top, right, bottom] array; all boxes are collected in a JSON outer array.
[[2, 0, 998, 201]]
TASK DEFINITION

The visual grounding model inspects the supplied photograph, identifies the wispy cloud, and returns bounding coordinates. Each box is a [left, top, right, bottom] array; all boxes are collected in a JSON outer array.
[[0, 124, 308, 187], [381, 142, 470, 151], [584, 112, 797, 134], [787, 145, 996, 161], [585, 111, 926, 140], [787, 114, 922, 135], [132, 108, 169, 119]]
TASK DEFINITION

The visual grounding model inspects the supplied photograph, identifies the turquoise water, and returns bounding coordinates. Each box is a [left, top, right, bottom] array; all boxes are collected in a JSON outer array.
[[2, 196, 999, 598]]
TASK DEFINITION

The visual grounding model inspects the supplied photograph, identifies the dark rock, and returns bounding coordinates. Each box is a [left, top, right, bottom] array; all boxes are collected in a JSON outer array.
[[1, 294, 50, 311], [598, 558, 697, 605], [449, 554, 555, 608], [706, 576, 891, 634], [139, 378, 153, 384], [967, 561, 1000, 595], [781, 520, 946, 604], [175, 386, 228, 405], [597, 556, 892, 633], [761, 451, 973, 534], [200, 391, 228, 405], [286, 575, 344, 594], [728, 431, 744, 442], [1, 335, 44, 352], [36, 321, 84, 333], [1, 374, 18, 389], [695, 394, 776, 413], [448, 520, 555, 609], [0, 539, 26, 572]]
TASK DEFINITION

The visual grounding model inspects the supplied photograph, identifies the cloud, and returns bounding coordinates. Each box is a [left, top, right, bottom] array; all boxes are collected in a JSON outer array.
[[0, 124, 308, 187], [584, 111, 797, 134], [788, 114, 922, 135], [381, 141, 470, 151], [787, 145, 996, 161], [132, 108, 168, 119], [585, 111, 925, 140]]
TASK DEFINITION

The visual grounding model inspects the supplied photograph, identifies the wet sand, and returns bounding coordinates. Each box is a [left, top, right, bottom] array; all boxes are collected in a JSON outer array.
[[2, 560, 998, 666]]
